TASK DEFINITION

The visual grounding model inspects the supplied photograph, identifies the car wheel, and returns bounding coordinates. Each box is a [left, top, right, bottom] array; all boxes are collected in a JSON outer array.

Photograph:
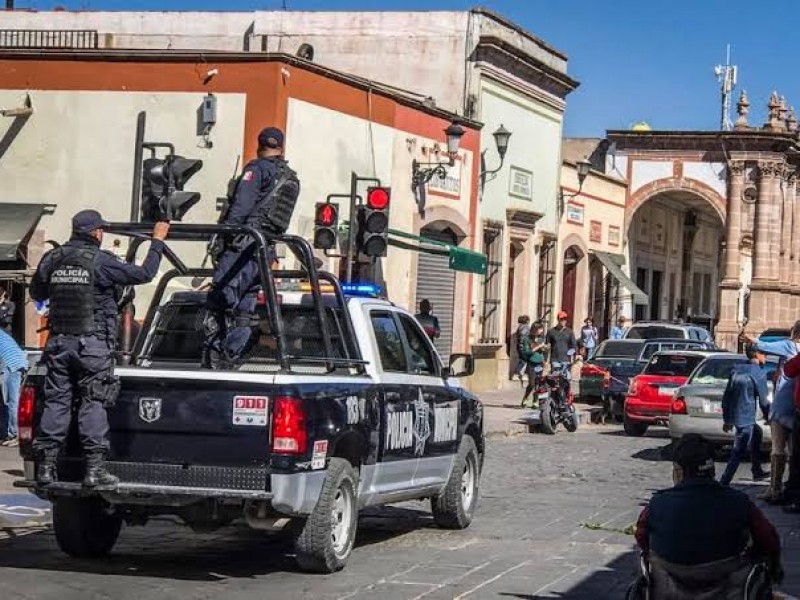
[[294, 458, 359, 573], [431, 435, 480, 529], [623, 415, 649, 437], [53, 497, 122, 558]]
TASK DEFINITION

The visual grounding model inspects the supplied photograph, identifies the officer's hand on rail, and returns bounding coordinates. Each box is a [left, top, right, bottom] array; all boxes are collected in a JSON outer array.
[[152, 222, 171, 241]]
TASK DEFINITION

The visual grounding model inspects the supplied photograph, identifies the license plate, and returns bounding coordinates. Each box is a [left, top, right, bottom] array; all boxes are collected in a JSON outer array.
[[658, 386, 677, 396], [537, 393, 549, 400], [702, 399, 723, 414]]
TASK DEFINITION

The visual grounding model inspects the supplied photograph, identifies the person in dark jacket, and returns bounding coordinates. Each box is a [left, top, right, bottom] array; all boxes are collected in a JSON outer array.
[[415, 299, 441, 342], [29, 210, 169, 488], [635, 434, 782, 583], [520, 322, 547, 407], [203, 126, 300, 369], [719, 346, 770, 485], [546, 310, 576, 364], [0, 286, 15, 335]]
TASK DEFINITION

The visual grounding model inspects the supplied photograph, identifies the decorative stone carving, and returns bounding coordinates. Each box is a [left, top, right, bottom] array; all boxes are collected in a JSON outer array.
[[766, 91, 782, 130], [729, 160, 746, 175], [789, 107, 798, 133], [779, 96, 789, 129], [758, 160, 782, 178], [735, 91, 750, 130]]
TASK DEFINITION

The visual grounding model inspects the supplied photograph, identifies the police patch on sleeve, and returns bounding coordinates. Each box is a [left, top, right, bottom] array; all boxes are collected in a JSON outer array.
[[241, 170, 255, 182]]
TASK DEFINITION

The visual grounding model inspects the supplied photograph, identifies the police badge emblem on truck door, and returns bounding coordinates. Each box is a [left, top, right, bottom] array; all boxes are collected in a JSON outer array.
[[139, 398, 162, 423]]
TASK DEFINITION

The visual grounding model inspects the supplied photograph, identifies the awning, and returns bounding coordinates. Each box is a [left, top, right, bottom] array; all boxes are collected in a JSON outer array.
[[0, 203, 52, 262], [592, 251, 649, 306]]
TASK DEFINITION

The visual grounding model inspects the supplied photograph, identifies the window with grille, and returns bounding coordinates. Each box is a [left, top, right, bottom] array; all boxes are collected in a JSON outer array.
[[537, 237, 557, 325], [479, 227, 503, 344]]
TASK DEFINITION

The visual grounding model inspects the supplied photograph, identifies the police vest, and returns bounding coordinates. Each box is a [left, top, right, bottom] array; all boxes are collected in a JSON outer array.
[[47, 246, 101, 336], [243, 158, 301, 236]]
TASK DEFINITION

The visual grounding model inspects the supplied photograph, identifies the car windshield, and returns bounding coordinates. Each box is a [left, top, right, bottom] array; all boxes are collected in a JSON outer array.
[[626, 326, 684, 340], [594, 341, 643, 359], [689, 358, 746, 385], [643, 354, 705, 377]]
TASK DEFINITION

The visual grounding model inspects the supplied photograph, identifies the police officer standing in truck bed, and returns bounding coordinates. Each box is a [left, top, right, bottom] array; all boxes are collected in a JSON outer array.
[[29, 210, 169, 488]]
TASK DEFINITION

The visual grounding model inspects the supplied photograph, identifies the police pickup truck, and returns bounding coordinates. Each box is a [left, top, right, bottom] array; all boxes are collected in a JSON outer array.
[[16, 224, 484, 573]]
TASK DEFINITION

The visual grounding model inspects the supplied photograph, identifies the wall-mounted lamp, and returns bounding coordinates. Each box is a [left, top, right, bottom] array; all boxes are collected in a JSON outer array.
[[558, 158, 592, 216], [479, 124, 512, 196], [411, 121, 465, 216]]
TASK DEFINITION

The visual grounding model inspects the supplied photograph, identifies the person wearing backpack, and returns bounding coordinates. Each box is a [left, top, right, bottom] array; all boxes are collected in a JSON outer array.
[[203, 127, 301, 369]]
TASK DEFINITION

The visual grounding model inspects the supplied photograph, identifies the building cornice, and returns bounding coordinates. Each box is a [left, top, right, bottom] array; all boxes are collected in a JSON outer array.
[[607, 129, 799, 154], [478, 62, 566, 114], [471, 6, 569, 61], [562, 159, 626, 186]]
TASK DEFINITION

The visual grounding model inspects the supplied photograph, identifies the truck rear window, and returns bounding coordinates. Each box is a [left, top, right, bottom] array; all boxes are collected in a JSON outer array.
[[644, 354, 705, 377], [626, 326, 684, 340], [594, 341, 643, 359]]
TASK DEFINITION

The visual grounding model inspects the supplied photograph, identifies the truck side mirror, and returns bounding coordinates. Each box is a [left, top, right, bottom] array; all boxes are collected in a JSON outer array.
[[444, 353, 474, 379]]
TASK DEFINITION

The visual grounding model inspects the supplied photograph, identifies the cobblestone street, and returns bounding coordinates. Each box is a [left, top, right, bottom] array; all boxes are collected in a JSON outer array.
[[1, 416, 798, 599]]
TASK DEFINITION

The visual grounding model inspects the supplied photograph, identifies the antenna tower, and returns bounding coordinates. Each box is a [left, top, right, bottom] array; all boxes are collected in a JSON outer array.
[[714, 45, 738, 131]]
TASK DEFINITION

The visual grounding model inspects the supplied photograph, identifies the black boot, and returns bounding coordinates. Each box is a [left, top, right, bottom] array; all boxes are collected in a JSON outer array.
[[83, 453, 119, 489], [36, 449, 59, 485]]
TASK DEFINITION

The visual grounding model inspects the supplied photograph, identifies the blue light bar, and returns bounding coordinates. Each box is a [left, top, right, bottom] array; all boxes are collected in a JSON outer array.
[[341, 282, 383, 297]]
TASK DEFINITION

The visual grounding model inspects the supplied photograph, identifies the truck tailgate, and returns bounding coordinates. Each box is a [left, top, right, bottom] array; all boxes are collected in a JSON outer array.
[[109, 368, 274, 468]]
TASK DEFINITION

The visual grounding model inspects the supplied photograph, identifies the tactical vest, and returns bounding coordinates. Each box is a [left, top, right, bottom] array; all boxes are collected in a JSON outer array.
[[244, 159, 301, 236], [48, 246, 100, 336]]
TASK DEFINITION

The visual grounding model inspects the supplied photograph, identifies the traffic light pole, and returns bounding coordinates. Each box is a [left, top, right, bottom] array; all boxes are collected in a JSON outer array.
[[344, 172, 381, 284]]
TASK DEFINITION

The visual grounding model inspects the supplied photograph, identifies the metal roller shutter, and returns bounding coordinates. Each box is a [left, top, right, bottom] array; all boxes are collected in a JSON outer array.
[[415, 230, 457, 363]]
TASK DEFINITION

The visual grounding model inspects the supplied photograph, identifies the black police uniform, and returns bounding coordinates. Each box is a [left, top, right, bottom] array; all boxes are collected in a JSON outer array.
[[204, 154, 295, 367], [30, 218, 164, 486]]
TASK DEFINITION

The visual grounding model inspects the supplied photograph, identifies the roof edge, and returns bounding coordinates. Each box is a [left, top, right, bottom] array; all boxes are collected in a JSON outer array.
[[470, 5, 568, 62]]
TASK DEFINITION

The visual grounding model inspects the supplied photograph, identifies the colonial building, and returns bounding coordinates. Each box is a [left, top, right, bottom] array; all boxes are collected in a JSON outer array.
[[0, 49, 481, 348], [0, 7, 577, 389], [607, 92, 800, 350]]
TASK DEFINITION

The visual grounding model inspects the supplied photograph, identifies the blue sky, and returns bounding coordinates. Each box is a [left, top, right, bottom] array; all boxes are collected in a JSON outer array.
[[24, 0, 800, 136]]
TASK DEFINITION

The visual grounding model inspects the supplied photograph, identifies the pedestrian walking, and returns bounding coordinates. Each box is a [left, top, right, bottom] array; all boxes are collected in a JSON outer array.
[[0, 328, 26, 447], [610, 316, 628, 340], [719, 346, 770, 486], [415, 299, 441, 342], [520, 322, 547, 408], [579, 317, 598, 359], [203, 126, 300, 369], [743, 322, 800, 506], [0, 286, 15, 335], [29, 210, 169, 488], [513, 315, 531, 385]]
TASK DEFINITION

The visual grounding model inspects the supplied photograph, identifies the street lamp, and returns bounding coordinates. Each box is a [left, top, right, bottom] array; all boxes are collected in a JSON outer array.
[[558, 158, 592, 216], [479, 124, 513, 194], [411, 121, 465, 216]]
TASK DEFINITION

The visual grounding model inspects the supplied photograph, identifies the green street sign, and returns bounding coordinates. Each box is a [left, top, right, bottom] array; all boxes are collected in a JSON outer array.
[[449, 247, 487, 275]]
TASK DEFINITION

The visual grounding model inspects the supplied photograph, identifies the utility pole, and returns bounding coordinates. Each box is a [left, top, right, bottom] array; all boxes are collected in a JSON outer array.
[[714, 45, 737, 131]]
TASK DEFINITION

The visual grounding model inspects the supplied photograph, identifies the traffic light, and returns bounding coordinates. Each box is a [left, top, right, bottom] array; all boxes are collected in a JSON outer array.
[[141, 154, 203, 222], [357, 187, 391, 257], [313, 202, 339, 250]]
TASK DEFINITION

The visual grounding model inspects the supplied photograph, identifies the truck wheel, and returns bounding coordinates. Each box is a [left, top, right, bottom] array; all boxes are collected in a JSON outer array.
[[53, 497, 122, 558], [564, 405, 579, 432], [623, 415, 649, 437], [540, 399, 556, 435], [431, 435, 480, 529], [294, 458, 359, 573]]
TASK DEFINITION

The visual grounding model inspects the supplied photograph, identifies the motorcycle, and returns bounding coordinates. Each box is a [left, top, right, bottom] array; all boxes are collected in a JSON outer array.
[[537, 359, 578, 435]]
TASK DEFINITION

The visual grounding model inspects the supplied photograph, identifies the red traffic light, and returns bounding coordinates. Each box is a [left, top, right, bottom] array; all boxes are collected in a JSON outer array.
[[366, 187, 391, 210], [316, 203, 338, 226]]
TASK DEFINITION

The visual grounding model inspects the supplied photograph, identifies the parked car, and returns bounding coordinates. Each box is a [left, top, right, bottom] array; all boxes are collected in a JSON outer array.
[[624, 321, 713, 343], [623, 350, 721, 437], [579, 338, 714, 418], [668, 354, 775, 448]]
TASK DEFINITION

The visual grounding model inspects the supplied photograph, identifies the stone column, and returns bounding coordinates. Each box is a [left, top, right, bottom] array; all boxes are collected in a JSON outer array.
[[750, 160, 782, 332], [717, 160, 746, 350], [792, 173, 800, 318], [779, 168, 792, 324]]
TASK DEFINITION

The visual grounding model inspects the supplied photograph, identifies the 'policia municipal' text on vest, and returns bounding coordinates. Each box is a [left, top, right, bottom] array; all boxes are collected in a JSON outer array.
[[48, 246, 101, 336], [244, 159, 301, 236]]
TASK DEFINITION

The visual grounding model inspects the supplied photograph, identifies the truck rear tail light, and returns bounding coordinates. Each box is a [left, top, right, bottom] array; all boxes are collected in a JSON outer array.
[[602, 371, 611, 390], [272, 396, 307, 455], [670, 396, 687, 415], [18, 386, 36, 443]]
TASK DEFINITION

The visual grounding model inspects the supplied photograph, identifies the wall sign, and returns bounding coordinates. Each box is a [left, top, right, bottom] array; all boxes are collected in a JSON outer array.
[[509, 167, 533, 200], [427, 154, 463, 199], [566, 202, 584, 225], [590, 220, 602, 243]]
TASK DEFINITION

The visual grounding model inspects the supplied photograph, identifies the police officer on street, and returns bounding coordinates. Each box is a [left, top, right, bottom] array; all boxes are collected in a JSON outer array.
[[203, 126, 300, 369], [30, 210, 170, 488]]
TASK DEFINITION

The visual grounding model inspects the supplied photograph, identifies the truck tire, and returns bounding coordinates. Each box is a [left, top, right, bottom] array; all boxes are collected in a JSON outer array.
[[431, 435, 480, 529], [540, 399, 556, 435], [623, 415, 649, 437], [53, 497, 122, 558], [294, 458, 359, 573]]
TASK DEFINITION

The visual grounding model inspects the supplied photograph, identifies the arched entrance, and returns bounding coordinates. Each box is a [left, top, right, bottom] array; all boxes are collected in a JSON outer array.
[[627, 190, 724, 328], [561, 246, 584, 329]]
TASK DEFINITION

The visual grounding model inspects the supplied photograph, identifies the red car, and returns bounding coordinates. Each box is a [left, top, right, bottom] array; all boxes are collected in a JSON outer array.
[[623, 350, 714, 436]]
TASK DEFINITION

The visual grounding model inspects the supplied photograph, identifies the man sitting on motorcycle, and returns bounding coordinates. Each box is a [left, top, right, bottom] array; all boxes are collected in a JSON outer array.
[[633, 434, 782, 597], [520, 322, 547, 408]]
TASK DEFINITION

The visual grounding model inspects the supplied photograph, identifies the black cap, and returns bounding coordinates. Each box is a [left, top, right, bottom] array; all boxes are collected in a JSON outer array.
[[673, 434, 715, 477], [72, 209, 109, 234], [258, 127, 284, 149]]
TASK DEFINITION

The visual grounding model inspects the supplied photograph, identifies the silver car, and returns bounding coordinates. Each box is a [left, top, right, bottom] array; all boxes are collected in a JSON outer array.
[[668, 354, 775, 447]]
